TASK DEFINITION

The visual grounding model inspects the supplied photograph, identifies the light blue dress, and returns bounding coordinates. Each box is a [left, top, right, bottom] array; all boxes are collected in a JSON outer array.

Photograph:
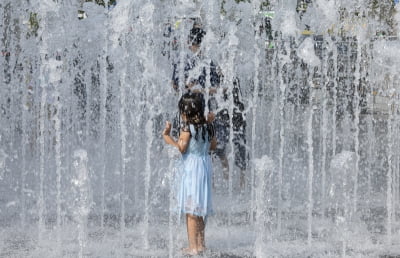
[[177, 124, 213, 218]]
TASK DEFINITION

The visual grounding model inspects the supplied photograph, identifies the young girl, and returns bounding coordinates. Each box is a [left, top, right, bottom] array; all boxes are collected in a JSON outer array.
[[162, 92, 217, 255]]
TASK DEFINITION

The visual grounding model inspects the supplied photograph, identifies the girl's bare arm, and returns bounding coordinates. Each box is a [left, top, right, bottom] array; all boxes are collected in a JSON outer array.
[[162, 121, 190, 153]]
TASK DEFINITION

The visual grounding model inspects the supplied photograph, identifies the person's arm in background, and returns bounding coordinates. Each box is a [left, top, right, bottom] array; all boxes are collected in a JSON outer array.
[[210, 135, 217, 151], [209, 122, 217, 150], [208, 61, 227, 97], [172, 62, 179, 92]]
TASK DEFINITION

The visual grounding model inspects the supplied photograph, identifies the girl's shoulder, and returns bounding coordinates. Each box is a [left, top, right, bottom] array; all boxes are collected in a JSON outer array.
[[182, 122, 214, 137], [180, 121, 191, 133], [182, 122, 201, 136]]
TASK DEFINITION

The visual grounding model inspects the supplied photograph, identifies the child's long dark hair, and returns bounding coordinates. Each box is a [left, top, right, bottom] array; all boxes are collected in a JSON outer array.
[[178, 92, 214, 141]]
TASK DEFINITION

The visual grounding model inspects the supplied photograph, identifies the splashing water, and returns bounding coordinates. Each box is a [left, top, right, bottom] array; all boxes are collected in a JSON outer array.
[[1, 0, 400, 257]]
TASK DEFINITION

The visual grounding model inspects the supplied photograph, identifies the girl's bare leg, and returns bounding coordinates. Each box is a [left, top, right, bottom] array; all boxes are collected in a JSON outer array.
[[186, 214, 199, 254], [196, 217, 205, 251]]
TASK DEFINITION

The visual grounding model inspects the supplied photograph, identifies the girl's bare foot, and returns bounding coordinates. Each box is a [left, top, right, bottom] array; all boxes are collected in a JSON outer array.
[[197, 247, 206, 254], [181, 247, 199, 256]]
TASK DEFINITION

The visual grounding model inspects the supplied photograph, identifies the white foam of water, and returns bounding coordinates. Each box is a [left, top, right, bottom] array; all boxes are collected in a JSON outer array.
[[2, 0, 400, 256], [46, 58, 63, 83], [395, 5, 400, 35], [316, 0, 339, 31], [298, 37, 321, 67], [0, 149, 7, 180], [174, 0, 201, 17], [6, 201, 17, 208], [330, 151, 356, 171], [300, 0, 339, 35], [329, 151, 356, 199], [72, 149, 90, 216], [253, 157, 274, 178], [373, 40, 400, 74], [336, 0, 363, 12], [278, 9, 300, 37], [108, 0, 132, 49], [1, 221, 396, 257]]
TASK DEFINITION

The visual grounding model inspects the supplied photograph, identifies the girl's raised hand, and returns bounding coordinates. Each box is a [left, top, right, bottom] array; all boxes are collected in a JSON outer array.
[[163, 121, 172, 136]]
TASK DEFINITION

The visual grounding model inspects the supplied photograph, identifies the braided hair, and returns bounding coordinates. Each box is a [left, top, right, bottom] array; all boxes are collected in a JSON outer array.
[[178, 92, 215, 141]]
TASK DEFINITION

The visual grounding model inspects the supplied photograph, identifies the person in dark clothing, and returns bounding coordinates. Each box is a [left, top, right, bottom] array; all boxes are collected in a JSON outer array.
[[171, 24, 247, 189], [232, 79, 247, 188], [171, 24, 229, 177], [171, 26, 220, 92], [207, 78, 247, 189]]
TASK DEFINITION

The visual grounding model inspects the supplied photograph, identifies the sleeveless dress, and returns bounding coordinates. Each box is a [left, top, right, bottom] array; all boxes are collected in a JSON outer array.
[[177, 124, 213, 218]]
